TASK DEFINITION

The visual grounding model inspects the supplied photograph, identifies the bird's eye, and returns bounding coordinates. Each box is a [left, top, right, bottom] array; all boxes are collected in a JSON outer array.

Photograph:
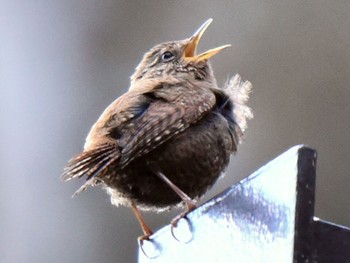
[[161, 51, 175, 62]]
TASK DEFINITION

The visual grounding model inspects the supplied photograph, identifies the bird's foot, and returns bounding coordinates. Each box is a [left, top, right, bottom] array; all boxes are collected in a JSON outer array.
[[170, 201, 196, 243], [137, 233, 152, 243], [138, 234, 160, 259], [171, 199, 196, 227]]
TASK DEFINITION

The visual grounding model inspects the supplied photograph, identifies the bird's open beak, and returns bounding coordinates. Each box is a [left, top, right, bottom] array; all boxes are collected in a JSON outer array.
[[184, 18, 231, 62]]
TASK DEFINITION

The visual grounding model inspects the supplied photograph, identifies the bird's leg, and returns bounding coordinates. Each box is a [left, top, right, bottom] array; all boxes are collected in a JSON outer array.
[[156, 171, 197, 227], [131, 203, 153, 240]]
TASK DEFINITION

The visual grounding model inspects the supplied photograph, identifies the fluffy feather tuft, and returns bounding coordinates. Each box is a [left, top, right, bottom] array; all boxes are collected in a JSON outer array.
[[224, 74, 253, 137]]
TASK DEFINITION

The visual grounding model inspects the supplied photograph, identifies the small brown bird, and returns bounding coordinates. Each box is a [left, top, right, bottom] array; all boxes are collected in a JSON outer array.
[[62, 19, 252, 239]]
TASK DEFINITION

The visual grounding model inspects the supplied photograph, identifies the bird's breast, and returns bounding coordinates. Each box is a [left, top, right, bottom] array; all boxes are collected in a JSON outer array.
[[106, 110, 238, 210]]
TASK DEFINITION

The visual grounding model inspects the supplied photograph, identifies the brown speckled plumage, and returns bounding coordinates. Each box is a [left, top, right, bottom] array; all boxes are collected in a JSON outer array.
[[61, 19, 252, 237]]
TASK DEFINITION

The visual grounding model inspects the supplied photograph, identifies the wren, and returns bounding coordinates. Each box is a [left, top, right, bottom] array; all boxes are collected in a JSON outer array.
[[61, 19, 253, 239]]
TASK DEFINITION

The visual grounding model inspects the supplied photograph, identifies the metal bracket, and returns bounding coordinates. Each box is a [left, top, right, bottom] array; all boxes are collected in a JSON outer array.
[[138, 145, 350, 262]]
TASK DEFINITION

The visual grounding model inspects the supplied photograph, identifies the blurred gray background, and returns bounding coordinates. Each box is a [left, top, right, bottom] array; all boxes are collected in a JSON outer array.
[[1, 1, 350, 262]]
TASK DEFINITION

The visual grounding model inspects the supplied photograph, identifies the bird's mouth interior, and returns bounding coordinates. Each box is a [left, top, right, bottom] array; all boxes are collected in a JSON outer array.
[[184, 18, 231, 62]]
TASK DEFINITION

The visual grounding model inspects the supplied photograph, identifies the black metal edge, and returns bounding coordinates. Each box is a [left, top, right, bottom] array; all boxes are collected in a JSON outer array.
[[293, 146, 317, 262]]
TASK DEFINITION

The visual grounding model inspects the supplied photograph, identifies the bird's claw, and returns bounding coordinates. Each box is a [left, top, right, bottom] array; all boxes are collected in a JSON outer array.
[[170, 215, 194, 243], [170, 202, 196, 243], [138, 235, 160, 259]]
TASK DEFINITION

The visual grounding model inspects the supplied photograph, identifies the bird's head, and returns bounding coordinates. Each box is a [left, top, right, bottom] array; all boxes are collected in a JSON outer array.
[[130, 19, 230, 86]]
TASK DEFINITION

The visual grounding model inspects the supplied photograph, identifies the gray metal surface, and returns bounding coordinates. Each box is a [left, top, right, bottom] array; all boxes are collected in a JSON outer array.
[[139, 145, 303, 262]]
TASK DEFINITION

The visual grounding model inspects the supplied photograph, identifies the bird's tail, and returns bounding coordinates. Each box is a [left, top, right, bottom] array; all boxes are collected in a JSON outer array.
[[61, 144, 119, 196], [224, 74, 253, 140]]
